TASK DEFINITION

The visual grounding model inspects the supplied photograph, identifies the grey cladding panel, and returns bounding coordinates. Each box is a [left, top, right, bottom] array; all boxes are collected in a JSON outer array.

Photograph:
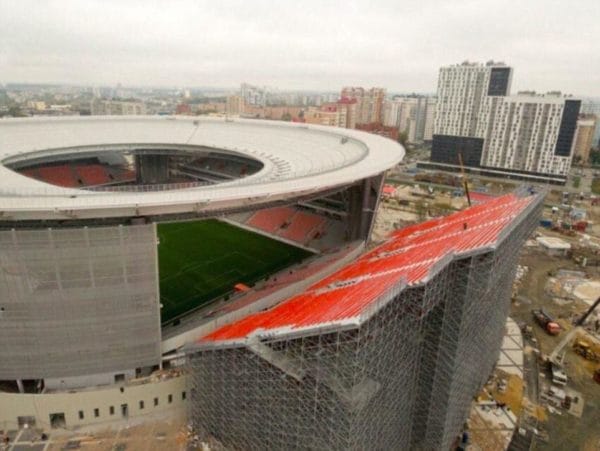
[[0, 224, 161, 379]]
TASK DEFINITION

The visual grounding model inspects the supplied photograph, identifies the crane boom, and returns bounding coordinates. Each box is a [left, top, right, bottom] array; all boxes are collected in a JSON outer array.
[[457, 152, 471, 207], [549, 296, 600, 364]]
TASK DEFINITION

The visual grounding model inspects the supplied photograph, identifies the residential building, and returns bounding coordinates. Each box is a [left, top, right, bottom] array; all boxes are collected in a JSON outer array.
[[90, 99, 146, 115], [226, 95, 244, 116], [572, 115, 597, 164], [303, 99, 357, 129], [479, 93, 581, 176], [383, 96, 436, 143], [431, 61, 580, 179], [580, 100, 600, 147], [241, 83, 267, 107], [423, 98, 436, 141], [341, 87, 386, 125]]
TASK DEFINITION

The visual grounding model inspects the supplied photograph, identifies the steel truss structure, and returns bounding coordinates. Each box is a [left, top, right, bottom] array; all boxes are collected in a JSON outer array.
[[187, 191, 543, 450]]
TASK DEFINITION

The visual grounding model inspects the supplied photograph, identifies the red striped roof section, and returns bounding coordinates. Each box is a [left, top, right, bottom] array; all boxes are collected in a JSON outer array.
[[469, 191, 496, 204], [201, 193, 534, 343]]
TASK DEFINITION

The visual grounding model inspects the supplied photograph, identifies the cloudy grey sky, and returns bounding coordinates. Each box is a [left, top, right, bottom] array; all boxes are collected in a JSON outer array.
[[1, 0, 599, 95]]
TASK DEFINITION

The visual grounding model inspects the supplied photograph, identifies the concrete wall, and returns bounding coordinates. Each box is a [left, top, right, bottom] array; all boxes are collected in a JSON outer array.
[[0, 375, 188, 431]]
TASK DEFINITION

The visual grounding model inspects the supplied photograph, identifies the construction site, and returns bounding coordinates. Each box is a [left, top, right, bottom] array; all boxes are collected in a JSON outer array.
[[375, 168, 600, 451]]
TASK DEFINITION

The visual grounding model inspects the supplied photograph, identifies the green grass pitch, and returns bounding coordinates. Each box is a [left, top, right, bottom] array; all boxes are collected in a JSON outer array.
[[157, 219, 312, 323]]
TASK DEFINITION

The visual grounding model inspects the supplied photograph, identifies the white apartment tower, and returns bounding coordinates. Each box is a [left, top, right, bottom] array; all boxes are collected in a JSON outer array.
[[431, 61, 580, 180]]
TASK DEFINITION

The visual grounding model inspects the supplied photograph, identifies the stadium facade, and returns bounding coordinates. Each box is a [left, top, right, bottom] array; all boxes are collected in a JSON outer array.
[[0, 116, 542, 444], [186, 191, 543, 450], [0, 116, 401, 391]]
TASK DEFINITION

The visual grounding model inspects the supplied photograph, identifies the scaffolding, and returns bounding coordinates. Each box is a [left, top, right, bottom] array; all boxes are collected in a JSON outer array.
[[186, 191, 543, 450]]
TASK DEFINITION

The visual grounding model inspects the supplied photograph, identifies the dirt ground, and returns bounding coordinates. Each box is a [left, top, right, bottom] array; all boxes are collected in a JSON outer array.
[[512, 245, 600, 451], [42, 411, 190, 451]]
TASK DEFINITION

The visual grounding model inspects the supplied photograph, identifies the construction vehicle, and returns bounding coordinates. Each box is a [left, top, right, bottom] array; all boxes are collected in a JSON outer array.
[[549, 296, 600, 364], [573, 339, 599, 362], [550, 362, 568, 386], [532, 309, 561, 335]]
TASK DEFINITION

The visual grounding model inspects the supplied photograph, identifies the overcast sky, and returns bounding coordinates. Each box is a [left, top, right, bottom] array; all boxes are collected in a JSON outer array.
[[1, 0, 599, 96]]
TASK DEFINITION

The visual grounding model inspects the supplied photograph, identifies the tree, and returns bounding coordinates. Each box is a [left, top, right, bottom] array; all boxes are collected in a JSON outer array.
[[397, 131, 408, 147]]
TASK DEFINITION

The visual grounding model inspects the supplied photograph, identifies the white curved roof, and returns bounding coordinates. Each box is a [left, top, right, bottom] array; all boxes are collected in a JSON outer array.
[[0, 116, 404, 221]]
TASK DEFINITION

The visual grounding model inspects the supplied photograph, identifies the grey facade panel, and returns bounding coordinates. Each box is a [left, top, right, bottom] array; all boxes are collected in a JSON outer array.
[[431, 134, 484, 167], [0, 224, 161, 380], [487, 67, 511, 96], [554, 99, 581, 157]]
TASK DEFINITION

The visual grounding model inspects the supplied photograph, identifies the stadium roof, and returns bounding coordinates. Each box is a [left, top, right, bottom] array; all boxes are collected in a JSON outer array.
[[199, 192, 539, 345], [0, 116, 403, 221]]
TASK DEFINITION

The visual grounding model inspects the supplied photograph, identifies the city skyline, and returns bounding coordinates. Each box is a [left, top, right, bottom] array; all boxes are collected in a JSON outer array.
[[1, 0, 599, 96]]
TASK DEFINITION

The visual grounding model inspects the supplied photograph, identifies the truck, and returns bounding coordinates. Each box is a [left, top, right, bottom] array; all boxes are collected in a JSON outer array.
[[532, 309, 561, 335], [573, 339, 599, 361], [550, 362, 568, 386]]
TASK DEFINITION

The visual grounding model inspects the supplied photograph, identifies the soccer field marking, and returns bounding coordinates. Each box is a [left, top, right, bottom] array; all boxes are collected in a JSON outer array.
[[158, 252, 266, 284], [157, 219, 311, 322]]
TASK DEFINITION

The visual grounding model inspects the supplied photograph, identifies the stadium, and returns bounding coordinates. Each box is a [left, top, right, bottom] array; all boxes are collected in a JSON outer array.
[[0, 116, 543, 448]]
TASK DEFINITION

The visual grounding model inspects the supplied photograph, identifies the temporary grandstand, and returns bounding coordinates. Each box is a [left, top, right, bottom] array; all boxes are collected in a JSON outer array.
[[186, 190, 544, 450]]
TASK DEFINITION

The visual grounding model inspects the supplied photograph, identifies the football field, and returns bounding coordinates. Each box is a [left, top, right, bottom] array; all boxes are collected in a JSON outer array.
[[157, 219, 312, 323]]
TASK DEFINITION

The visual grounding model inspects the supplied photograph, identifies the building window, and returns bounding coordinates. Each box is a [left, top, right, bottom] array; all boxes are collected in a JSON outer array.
[[182, 391, 186, 401], [154, 397, 159, 407], [94, 408, 99, 418], [109, 406, 115, 415], [139, 400, 144, 410], [168, 394, 173, 404], [78, 411, 84, 420]]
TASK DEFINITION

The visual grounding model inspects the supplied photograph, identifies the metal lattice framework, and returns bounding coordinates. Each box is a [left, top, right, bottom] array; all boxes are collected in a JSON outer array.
[[186, 191, 543, 450]]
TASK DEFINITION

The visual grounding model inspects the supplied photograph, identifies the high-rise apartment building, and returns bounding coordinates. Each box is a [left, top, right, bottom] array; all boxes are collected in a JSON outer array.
[[572, 115, 597, 164], [341, 87, 386, 125], [580, 100, 600, 147], [431, 61, 580, 180], [479, 93, 581, 176]]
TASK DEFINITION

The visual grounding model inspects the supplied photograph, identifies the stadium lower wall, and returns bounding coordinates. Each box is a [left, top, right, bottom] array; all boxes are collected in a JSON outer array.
[[186, 193, 543, 450], [0, 374, 187, 431], [0, 224, 162, 382]]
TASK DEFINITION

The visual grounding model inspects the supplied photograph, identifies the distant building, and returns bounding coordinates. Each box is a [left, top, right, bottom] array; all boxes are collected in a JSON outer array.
[[226, 95, 244, 116], [431, 61, 580, 180], [341, 87, 386, 125], [383, 96, 436, 143], [303, 98, 357, 129], [303, 107, 343, 127], [176, 103, 192, 115], [423, 98, 436, 141], [241, 83, 267, 107], [573, 115, 597, 164], [580, 100, 600, 147], [91, 99, 146, 115], [479, 93, 581, 176], [27, 101, 46, 111]]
